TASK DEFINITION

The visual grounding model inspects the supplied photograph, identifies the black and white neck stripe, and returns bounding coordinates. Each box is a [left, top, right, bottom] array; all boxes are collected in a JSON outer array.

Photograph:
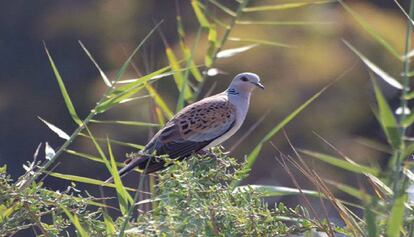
[[227, 88, 239, 95]]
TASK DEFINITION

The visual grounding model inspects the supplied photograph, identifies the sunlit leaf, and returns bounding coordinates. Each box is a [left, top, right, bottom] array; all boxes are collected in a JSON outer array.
[[217, 44, 257, 59], [205, 24, 218, 67], [45, 142, 55, 161], [300, 149, 380, 176], [387, 194, 407, 237], [145, 83, 174, 119], [191, 0, 210, 28], [165, 48, 192, 101], [43, 43, 82, 126], [96, 66, 170, 113], [78, 41, 112, 87], [38, 116, 70, 140], [243, 1, 334, 12], [344, 40, 403, 90]]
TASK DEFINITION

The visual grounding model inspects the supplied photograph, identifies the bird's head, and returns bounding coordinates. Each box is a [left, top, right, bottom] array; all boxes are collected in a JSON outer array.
[[228, 72, 264, 94]]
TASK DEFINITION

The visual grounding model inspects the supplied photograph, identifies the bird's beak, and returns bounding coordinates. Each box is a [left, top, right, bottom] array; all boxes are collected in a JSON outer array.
[[252, 81, 265, 90]]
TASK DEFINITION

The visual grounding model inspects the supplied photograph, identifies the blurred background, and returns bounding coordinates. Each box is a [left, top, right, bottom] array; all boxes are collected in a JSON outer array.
[[1, 0, 411, 224]]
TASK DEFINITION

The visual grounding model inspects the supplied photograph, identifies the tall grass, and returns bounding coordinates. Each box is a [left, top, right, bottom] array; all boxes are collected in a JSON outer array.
[[2, 0, 414, 236]]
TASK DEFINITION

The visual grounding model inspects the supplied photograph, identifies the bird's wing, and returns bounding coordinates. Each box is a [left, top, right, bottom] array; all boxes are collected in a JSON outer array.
[[144, 95, 236, 158]]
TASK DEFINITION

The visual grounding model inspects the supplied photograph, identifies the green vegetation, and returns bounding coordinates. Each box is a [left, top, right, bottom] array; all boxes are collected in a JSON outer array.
[[2, 0, 414, 236]]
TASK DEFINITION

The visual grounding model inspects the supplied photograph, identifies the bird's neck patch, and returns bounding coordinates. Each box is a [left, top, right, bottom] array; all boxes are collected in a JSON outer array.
[[227, 88, 239, 95]]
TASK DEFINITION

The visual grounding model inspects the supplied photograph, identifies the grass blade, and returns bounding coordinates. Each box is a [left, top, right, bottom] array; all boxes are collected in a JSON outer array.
[[243, 1, 334, 12], [49, 172, 135, 192], [344, 40, 403, 90], [191, 0, 210, 28], [144, 83, 174, 119], [208, 0, 236, 16], [165, 47, 192, 105], [43, 43, 82, 126], [228, 37, 294, 48], [107, 139, 133, 215], [90, 119, 160, 127], [387, 194, 407, 237], [236, 20, 333, 26], [61, 206, 89, 237], [38, 116, 70, 140], [300, 149, 380, 176], [79, 133, 145, 150], [231, 83, 331, 188], [326, 180, 373, 202], [78, 41, 112, 87], [113, 21, 163, 83], [233, 185, 321, 197], [103, 212, 116, 235], [370, 75, 401, 149], [340, 0, 401, 60]]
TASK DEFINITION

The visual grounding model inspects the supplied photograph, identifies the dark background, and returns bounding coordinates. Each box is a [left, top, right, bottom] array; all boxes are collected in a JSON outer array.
[[1, 0, 411, 228]]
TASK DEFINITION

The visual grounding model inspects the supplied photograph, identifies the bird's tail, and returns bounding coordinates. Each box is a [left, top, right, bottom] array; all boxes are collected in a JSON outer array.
[[104, 156, 149, 183]]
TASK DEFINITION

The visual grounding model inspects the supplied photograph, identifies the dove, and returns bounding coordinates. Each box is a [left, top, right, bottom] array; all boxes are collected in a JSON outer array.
[[107, 72, 263, 181]]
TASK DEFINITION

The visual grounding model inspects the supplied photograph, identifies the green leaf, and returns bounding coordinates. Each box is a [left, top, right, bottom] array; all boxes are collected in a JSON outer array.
[[231, 83, 330, 188], [300, 150, 380, 176], [243, 1, 334, 12], [90, 119, 160, 127], [228, 37, 294, 48], [234, 185, 321, 197], [370, 76, 401, 148], [344, 40, 403, 90], [49, 172, 135, 192], [43, 43, 82, 126], [387, 194, 407, 237], [107, 139, 133, 215], [340, 0, 401, 60], [191, 0, 210, 28], [61, 206, 89, 237]]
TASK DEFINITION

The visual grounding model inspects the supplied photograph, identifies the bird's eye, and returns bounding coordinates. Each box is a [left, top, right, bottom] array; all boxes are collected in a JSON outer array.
[[240, 77, 248, 82]]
